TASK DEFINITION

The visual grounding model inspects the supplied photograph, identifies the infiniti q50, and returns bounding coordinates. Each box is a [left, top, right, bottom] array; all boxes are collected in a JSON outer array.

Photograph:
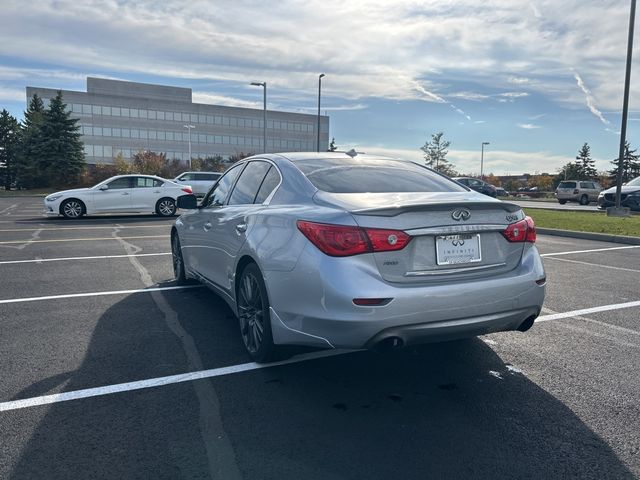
[[171, 152, 546, 362]]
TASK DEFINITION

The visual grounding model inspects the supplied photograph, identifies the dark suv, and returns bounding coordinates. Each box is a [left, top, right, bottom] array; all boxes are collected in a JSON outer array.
[[452, 177, 498, 197]]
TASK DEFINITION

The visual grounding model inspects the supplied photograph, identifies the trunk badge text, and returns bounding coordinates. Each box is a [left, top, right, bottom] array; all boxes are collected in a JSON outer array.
[[451, 209, 471, 221]]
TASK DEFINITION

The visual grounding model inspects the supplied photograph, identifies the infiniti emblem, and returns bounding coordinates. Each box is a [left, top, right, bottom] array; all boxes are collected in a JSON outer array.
[[451, 209, 471, 221]]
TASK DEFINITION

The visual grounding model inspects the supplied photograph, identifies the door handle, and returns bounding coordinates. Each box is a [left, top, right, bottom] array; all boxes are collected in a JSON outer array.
[[236, 223, 247, 233], [204, 222, 212, 231]]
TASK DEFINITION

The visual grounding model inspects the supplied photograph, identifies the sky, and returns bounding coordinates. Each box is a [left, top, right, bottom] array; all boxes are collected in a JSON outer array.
[[1, 0, 640, 175]]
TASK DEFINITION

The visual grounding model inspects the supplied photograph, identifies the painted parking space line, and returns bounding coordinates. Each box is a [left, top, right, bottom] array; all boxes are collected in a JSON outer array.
[[543, 256, 640, 273], [0, 235, 169, 245], [0, 284, 201, 305], [0, 225, 171, 232], [0, 349, 353, 412], [1, 300, 639, 412], [0, 252, 171, 265], [540, 245, 640, 257]]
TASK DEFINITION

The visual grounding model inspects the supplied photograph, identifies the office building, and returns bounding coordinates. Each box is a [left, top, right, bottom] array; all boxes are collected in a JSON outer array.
[[26, 77, 329, 164]]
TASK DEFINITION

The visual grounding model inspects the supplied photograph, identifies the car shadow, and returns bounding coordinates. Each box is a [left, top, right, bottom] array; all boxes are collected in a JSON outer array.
[[7, 287, 635, 479]]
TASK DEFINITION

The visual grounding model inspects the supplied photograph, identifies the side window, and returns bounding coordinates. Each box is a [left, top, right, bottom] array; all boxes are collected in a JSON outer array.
[[201, 173, 221, 181], [203, 165, 243, 207], [107, 177, 132, 189], [228, 161, 272, 205], [178, 173, 192, 181], [468, 179, 481, 187], [254, 166, 281, 204], [135, 177, 158, 188]]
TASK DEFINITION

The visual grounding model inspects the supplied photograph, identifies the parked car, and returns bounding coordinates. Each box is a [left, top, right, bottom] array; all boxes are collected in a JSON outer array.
[[44, 175, 192, 218], [555, 180, 602, 205], [171, 152, 546, 362], [452, 177, 498, 197], [174, 171, 222, 197], [597, 176, 640, 211], [495, 187, 508, 197]]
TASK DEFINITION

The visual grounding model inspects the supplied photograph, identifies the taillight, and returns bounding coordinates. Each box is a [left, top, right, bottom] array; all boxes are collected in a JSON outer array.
[[502, 216, 536, 243], [573, 189, 579, 194], [296, 220, 411, 257], [181, 187, 193, 194]]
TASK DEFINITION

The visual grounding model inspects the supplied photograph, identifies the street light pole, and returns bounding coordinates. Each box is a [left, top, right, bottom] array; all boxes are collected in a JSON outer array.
[[480, 142, 490, 179], [184, 124, 195, 169], [251, 82, 267, 153], [612, 0, 637, 215], [317, 73, 325, 152]]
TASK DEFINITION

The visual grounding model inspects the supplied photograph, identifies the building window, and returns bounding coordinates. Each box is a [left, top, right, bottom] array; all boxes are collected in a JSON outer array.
[[215, 116, 223, 125], [157, 111, 165, 120], [84, 144, 93, 156], [121, 108, 130, 117], [190, 114, 198, 123], [199, 115, 206, 124], [82, 104, 91, 114], [130, 109, 138, 118], [149, 130, 157, 140], [122, 129, 130, 138], [94, 145, 104, 156], [157, 131, 165, 140], [148, 110, 156, 120], [104, 146, 113, 157], [139, 109, 147, 119], [112, 107, 121, 116]]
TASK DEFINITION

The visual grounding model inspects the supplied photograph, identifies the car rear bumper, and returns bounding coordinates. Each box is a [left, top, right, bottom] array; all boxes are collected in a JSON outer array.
[[265, 244, 546, 349]]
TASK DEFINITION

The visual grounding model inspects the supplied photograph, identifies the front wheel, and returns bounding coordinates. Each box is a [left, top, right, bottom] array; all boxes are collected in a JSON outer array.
[[558, 200, 567, 205], [156, 198, 177, 217], [237, 263, 277, 363], [171, 234, 190, 285], [60, 199, 85, 219], [579, 195, 589, 206]]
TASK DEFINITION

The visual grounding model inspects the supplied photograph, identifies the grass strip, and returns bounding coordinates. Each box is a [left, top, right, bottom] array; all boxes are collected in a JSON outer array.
[[524, 208, 640, 237]]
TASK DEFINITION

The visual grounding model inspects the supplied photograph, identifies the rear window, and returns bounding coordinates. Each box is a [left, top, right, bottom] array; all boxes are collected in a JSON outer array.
[[198, 173, 221, 181], [558, 181, 576, 188], [295, 158, 465, 194]]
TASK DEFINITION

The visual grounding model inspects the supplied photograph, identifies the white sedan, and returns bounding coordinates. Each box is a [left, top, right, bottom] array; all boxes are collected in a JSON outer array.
[[44, 174, 193, 218]]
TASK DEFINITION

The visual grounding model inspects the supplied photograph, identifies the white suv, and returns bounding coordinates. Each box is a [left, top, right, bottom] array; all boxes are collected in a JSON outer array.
[[555, 180, 602, 205], [174, 171, 221, 196]]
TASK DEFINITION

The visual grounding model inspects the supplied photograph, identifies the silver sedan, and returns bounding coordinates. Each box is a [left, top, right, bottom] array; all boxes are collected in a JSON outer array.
[[171, 152, 546, 362]]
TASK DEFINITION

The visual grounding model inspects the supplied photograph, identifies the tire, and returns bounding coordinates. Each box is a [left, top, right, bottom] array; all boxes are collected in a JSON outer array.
[[558, 200, 567, 205], [171, 233, 191, 286], [60, 199, 85, 219], [579, 195, 589, 206], [236, 263, 278, 363], [156, 198, 177, 217]]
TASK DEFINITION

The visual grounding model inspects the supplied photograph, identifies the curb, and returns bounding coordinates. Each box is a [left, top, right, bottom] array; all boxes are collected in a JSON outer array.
[[0, 195, 48, 198], [537, 227, 640, 245]]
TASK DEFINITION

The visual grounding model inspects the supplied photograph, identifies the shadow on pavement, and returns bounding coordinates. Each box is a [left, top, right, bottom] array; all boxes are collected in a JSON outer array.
[[7, 286, 635, 479]]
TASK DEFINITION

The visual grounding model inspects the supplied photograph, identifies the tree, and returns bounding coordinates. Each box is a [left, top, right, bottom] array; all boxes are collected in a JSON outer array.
[[529, 174, 553, 191], [39, 91, 85, 187], [0, 109, 21, 189], [575, 143, 597, 179], [421, 132, 456, 176], [192, 155, 225, 172], [484, 173, 500, 186], [132, 150, 167, 175], [609, 141, 640, 184], [328, 137, 337, 151], [17, 94, 46, 188], [228, 151, 253, 164], [553, 161, 583, 189]]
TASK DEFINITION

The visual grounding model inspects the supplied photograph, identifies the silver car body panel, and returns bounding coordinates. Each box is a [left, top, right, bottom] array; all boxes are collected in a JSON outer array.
[[174, 152, 546, 350]]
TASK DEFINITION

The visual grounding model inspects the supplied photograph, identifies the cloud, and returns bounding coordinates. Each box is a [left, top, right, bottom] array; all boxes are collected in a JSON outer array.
[[0, 86, 26, 103], [517, 123, 542, 129], [192, 92, 262, 109], [498, 92, 529, 99], [573, 71, 610, 125]]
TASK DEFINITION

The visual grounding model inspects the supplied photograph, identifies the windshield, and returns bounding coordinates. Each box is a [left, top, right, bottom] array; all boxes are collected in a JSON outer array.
[[627, 177, 640, 186], [295, 158, 466, 194]]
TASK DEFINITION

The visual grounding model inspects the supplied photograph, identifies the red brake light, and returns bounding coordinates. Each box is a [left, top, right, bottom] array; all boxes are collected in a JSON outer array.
[[502, 216, 536, 243], [296, 221, 411, 257], [181, 187, 193, 194]]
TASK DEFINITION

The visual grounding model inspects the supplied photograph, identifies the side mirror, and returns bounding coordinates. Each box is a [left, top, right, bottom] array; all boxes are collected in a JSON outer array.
[[177, 194, 198, 210], [99, 184, 109, 191]]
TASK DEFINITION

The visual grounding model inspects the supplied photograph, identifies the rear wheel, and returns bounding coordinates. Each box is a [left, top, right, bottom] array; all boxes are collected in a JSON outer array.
[[558, 200, 567, 205], [237, 263, 277, 363], [60, 199, 85, 219], [579, 195, 589, 205], [171, 234, 190, 285], [156, 198, 176, 216]]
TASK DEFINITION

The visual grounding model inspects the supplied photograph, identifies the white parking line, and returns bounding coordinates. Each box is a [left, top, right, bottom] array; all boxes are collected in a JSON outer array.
[[543, 256, 640, 273], [0, 235, 169, 245], [540, 245, 640, 257], [0, 252, 171, 265], [1, 299, 639, 412], [0, 285, 201, 305], [0, 349, 352, 412], [0, 225, 170, 232]]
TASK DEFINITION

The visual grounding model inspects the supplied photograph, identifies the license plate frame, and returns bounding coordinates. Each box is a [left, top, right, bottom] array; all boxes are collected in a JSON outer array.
[[435, 234, 482, 266]]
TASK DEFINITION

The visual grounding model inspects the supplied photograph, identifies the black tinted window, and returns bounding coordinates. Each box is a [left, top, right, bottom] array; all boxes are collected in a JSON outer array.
[[254, 166, 281, 204], [198, 173, 221, 181], [296, 158, 465, 194], [107, 177, 132, 189], [559, 181, 576, 188], [204, 165, 243, 207], [228, 161, 271, 205]]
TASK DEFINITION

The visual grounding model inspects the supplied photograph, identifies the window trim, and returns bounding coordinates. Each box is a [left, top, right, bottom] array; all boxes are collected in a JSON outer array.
[[201, 163, 247, 209], [226, 160, 274, 206]]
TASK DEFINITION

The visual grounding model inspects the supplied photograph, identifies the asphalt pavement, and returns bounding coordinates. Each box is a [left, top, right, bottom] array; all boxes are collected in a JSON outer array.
[[1, 197, 639, 479]]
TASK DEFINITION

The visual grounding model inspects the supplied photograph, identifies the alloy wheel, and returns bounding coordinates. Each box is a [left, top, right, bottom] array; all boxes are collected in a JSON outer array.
[[237, 272, 265, 354], [158, 199, 176, 216], [63, 201, 82, 218]]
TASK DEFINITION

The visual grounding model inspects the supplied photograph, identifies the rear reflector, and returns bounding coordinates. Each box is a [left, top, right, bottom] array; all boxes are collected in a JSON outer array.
[[353, 298, 392, 306], [501, 216, 536, 243], [296, 220, 411, 257]]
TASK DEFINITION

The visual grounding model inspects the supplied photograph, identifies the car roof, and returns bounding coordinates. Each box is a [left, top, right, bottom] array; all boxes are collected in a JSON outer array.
[[177, 171, 221, 175], [256, 151, 398, 163]]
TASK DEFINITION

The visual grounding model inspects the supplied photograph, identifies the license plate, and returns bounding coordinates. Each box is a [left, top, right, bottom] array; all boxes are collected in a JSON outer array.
[[435, 234, 482, 266]]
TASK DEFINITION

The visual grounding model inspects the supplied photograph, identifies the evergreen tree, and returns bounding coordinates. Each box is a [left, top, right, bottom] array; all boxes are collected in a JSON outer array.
[[608, 142, 640, 184], [18, 94, 46, 188], [39, 91, 85, 187], [421, 132, 456, 176], [575, 142, 597, 179], [0, 109, 21, 189]]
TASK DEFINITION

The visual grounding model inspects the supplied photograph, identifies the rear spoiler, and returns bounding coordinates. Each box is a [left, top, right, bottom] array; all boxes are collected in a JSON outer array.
[[351, 201, 521, 217]]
